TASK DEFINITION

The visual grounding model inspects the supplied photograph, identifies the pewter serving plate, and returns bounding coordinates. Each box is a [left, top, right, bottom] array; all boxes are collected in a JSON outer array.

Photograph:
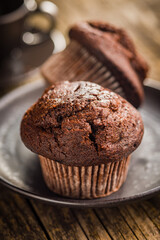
[[0, 80, 160, 207]]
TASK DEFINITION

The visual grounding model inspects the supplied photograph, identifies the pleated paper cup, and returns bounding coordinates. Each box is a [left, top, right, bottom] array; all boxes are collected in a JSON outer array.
[[39, 155, 130, 199]]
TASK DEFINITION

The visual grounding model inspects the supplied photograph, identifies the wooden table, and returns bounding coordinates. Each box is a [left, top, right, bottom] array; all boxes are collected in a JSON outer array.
[[0, 0, 160, 239], [0, 184, 160, 240]]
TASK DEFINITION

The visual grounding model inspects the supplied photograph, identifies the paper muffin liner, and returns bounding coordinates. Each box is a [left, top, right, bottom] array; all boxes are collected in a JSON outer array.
[[39, 155, 130, 199], [41, 40, 125, 98]]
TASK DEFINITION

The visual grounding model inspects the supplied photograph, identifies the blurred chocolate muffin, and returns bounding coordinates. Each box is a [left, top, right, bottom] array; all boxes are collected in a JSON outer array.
[[41, 21, 149, 108], [21, 81, 144, 199]]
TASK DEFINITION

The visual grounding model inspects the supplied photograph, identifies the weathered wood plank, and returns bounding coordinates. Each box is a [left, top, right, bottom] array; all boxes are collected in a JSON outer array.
[[72, 208, 112, 240], [0, 185, 48, 240], [140, 200, 160, 232], [118, 206, 147, 240], [30, 201, 88, 240], [95, 207, 138, 240], [126, 203, 160, 239]]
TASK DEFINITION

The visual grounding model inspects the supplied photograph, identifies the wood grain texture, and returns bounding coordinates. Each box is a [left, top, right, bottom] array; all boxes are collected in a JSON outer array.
[[125, 203, 160, 239], [0, 187, 160, 239], [95, 202, 160, 240], [0, 185, 48, 240], [72, 208, 112, 239], [30, 201, 88, 240], [140, 200, 160, 232], [95, 207, 138, 240]]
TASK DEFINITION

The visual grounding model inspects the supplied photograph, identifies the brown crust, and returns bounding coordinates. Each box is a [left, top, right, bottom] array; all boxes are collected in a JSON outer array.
[[21, 81, 144, 166], [87, 21, 149, 81], [69, 21, 149, 108]]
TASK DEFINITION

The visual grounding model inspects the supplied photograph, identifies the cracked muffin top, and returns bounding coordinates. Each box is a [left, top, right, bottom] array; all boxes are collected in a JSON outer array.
[[20, 81, 144, 166]]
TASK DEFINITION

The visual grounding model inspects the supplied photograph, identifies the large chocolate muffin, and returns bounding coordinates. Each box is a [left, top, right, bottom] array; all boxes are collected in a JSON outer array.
[[41, 21, 149, 108], [21, 81, 144, 199]]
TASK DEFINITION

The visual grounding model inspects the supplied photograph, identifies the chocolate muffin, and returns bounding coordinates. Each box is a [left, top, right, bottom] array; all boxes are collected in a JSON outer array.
[[21, 81, 144, 199], [41, 21, 149, 108]]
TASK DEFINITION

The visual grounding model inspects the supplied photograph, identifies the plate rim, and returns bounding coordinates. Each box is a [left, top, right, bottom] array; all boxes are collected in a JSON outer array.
[[0, 176, 160, 208], [0, 79, 160, 208]]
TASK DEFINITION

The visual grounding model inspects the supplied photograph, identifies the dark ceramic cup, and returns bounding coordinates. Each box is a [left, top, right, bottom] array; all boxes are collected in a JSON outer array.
[[0, 0, 58, 61]]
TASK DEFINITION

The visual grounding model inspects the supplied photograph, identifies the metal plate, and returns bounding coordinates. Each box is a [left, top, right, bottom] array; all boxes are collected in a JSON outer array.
[[0, 80, 160, 207]]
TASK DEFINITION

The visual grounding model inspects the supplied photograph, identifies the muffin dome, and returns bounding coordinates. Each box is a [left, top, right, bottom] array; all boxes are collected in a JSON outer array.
[[21, 81, 144, 166], [69, 21, 148, 83]]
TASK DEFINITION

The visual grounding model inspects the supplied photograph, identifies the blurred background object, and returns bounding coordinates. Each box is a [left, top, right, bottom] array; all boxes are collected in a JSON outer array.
[[43, 0, 159, 82], [0, 0, 160, 93], [0, 0, 65, 92]]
